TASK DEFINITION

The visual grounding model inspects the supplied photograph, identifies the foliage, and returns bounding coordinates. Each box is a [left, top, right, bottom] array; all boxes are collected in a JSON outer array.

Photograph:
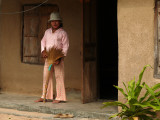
[[102, 65, 160, 120]]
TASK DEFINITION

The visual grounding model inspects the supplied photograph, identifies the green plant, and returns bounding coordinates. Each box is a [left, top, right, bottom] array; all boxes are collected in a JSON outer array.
[[102, 65, 160, 120]]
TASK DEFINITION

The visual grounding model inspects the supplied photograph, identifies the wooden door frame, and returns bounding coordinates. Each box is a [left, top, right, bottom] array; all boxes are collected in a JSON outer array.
[[81, 0, 98, 103], [81, 0, 84, 103]]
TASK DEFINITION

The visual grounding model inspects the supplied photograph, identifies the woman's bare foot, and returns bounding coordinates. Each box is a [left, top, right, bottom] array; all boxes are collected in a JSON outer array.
[[52, 100, 61, 103], [34, 98, 45, 102]]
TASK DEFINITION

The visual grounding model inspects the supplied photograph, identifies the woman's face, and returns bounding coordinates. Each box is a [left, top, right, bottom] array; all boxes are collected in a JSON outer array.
[[51, 20, 61, 29]]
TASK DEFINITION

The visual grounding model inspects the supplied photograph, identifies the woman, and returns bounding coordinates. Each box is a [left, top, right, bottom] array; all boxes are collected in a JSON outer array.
[[35, 12, 69, 103]]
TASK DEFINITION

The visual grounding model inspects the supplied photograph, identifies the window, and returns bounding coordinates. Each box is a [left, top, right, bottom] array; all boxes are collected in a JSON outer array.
[[22, 4, 59, 64]]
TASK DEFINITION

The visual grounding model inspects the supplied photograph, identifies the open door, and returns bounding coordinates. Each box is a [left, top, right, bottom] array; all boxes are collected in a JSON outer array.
[[81, 0, 97, 103]]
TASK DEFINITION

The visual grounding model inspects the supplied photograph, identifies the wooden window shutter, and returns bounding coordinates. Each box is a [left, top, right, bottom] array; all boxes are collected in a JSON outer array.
[[154, 1, 160, 78], [22, 4, 59, 64]]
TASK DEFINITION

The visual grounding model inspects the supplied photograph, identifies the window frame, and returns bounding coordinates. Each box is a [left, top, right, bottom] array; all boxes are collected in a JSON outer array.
[[21, 4, 59, 65], [154, 0, 160, 78]]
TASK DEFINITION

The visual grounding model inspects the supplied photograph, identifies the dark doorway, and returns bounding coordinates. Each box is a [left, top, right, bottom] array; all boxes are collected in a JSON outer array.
[[97, 0, 118, 100]]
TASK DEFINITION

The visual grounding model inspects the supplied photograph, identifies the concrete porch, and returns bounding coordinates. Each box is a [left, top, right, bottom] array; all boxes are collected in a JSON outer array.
[[0, 92, 118, 120]]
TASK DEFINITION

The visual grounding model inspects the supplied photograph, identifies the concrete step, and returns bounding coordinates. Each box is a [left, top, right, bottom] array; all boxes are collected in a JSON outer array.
[[0, 93, 119, 120]]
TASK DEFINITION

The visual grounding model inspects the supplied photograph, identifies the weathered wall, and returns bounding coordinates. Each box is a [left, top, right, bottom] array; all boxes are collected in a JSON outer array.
[[0, 0, 82, 96], [0, 0, 2, 91], [118, 0, 158, 103]]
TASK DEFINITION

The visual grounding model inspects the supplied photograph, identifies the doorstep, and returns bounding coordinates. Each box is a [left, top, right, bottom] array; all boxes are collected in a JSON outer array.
[[0, 93, 118, 120]]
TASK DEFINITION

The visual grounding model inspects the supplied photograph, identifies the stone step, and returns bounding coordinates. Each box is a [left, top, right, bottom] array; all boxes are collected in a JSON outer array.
[[0, 93, 118, 120]]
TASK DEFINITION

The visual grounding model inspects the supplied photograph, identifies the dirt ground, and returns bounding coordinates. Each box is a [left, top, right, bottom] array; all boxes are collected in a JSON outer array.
[[0, 108, 102, 120], [0, 108, 50, 120], [0, 113, 101, 120], [0, 114, 46, 120]]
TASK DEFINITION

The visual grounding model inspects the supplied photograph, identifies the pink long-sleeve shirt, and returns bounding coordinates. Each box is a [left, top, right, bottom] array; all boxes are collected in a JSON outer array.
[[41, 28, 69, 56]]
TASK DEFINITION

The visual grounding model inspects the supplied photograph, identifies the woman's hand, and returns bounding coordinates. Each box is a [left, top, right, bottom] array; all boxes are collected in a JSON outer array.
[[42, 50, 48, 58], [55, 58, 61, 65]]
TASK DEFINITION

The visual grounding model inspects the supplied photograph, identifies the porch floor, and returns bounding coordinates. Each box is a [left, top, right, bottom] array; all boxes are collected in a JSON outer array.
[[0, 92, 118, 120]]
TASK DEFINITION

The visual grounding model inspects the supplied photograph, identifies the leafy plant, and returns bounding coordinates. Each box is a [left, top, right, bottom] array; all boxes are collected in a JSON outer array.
[[102, 65, 160, 120]]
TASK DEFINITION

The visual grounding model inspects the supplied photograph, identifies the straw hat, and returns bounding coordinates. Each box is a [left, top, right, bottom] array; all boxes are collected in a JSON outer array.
[[48, 12, 62, 22]]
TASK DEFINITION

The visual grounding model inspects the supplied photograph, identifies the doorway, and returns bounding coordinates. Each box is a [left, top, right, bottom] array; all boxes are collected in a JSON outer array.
[[81, 0, 118, 103], [97, 0, 118, 100]]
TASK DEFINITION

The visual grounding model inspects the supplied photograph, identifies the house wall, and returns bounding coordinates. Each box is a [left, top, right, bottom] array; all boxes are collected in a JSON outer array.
[[0, 0, 82, 96], [118, 0, 158, 103], [0, 0, 2, 92]]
